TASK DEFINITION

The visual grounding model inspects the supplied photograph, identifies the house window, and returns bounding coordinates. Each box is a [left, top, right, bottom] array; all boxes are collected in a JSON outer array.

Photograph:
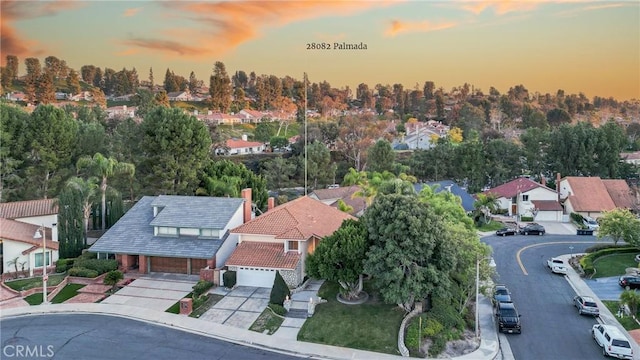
[[157, 226, 178, 236], [522, 194, 529, 202], [288, 241, 299, 251], [34, 252, 51, 267], [200, 229, 215, 238]]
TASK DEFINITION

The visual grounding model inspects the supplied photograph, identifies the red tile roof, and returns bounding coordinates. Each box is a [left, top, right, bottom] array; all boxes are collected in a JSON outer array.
[[531, 200, 563, 211], [231, 196, 355, 239], [602, 179, 636, 209], [0, 199, 58, 219], [225, 241, 300, 269], [310, 186, 367, 215], [564, 177, 616, 212], [226, 139, 264, 149], [0, 218, 58, 250], [483, 178, 551, 199]]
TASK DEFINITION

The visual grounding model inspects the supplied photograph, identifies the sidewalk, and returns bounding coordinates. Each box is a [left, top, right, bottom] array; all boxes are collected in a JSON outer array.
[[1, 292, 500, 360]]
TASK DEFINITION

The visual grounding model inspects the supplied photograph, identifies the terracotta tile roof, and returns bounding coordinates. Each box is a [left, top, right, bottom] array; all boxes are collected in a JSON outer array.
[[531, 200, 563, 211], [0, 218, 58, 250], [226, 138, 264, 149], [621, 152, 640, 161], [225, 241, 300, 269], [564, 177, 616, 212], [602, 179, 636, 209], [483, 178, 551, 199], [0, 199, 58, 219], [231, 196, 355, 239], [310, 185, 361, 201]]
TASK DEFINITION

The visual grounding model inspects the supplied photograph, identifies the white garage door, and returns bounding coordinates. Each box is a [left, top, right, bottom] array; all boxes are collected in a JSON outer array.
[[236, 267, 276, 288], [535, 211, 560, 222]]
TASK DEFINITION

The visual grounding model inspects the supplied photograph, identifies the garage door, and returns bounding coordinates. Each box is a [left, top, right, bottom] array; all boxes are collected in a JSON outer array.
[[235, 267, 276, 288], [535, 211, 559, 222], [150, 256, 187, 273]]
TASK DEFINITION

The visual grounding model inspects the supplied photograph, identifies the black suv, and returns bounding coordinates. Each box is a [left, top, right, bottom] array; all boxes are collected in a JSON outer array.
[[493, 284, 512, 306], [495, 301, 522, 334], [619, 275, 640, 290], [519, 223, 545, 235]]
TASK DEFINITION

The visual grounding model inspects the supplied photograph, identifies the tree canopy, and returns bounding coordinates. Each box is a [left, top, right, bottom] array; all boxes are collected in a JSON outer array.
[[597, 209, 640, 246]]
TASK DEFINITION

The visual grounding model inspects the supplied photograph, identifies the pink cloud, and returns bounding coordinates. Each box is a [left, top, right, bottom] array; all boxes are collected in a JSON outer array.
[[385, 19, 458, 37], [123, 7, 142, 17]]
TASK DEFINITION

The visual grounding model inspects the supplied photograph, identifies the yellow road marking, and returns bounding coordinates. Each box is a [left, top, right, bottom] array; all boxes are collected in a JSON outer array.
[[516, 241, 600, 275]]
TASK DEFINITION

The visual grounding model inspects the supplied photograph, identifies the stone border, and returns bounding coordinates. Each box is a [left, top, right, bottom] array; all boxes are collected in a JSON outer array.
[[336, 291, 369, 305], [398, 307, 421, 357]]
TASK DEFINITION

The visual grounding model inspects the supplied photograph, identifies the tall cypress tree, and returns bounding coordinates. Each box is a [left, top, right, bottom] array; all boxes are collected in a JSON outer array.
[[57, 188, 85, 258]]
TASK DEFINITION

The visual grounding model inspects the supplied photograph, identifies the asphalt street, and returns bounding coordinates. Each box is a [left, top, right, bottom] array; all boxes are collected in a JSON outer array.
[[1, 314, 304, 360], [485, 234, 611, 360]]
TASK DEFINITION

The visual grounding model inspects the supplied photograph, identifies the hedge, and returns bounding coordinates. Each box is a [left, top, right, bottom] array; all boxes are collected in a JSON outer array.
[[520, 216, 534, 222], [56, 258, 75, 273], [68, 267, 99, 278], [270, 271, 290, 305], [73, 258, 117, 275], [192, 280, 214, 299], [223, 271, 236, 288], [580, 246, 638, 276], [268, 303, 286, 316]]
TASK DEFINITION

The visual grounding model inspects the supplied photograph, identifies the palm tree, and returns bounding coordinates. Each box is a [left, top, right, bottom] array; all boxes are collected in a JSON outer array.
[[620, 290, 640, 317], [66, 176, 99, 245], [473, 193, 500, 224], [76, 153, 135, 231]]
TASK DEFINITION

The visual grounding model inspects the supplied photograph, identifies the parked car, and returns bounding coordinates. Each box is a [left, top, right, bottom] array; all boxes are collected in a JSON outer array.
[[496, 227, 517, 236], [519, 223, 545, 235], [493, 284, 512, 306], [592, 324, 633, 359], [619, 275, 640, 290], [583, 217, 600, 230], [574, 295, 599, 316], [546, 257, 568, 274], [495, 301, 522, 334]]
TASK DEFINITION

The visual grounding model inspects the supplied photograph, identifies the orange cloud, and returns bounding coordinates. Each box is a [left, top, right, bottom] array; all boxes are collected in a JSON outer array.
[[118, 0, 400, 59], [459, 1, 539, 15], [0, 0, 84, 59], [123, 7, 142, 17], [555, 2, 626, 17], [385, 19, 458, 37]]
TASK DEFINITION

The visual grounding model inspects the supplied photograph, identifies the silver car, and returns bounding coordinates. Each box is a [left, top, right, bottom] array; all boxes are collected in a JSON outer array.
[[574, 295, 599, 316]]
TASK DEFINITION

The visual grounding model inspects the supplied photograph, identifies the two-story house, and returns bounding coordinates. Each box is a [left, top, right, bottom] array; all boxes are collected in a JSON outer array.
[[559, 176, 636, 219], [225, 196, 355, 288], [89, 190, 254, 275], [483, 177, 563, 222], [0, 199, 59, 279]]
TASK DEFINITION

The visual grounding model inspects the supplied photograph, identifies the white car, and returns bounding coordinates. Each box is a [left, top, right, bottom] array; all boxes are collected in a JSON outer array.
[[583, 217, 600, 230], [592, 324, 633, 359], [547, 257, 567, 274]]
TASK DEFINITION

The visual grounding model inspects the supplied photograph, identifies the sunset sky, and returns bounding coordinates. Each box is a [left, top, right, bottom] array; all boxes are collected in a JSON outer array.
[[2, 0, 639, 100]]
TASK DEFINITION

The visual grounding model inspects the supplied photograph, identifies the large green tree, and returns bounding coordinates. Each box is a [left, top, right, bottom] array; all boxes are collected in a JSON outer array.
[[367, 139, 395, 174], [139, 107, 211, 195], [0, 104, 28, 202], [362, 193, 457, 311], [306, 219, 367, 300], [198, 159, 268, 210], [305, 140, 336, 189], [76, 153, 135, 231], [65, 176, 99, 245], [597, 209, 640, 246], [56, 188, 85, 258], [261, 156, 296, 190], [209, 61, 232, 113]]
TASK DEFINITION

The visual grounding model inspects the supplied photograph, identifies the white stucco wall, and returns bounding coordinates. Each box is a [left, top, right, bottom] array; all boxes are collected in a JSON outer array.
[[237, 233, 278, 243], [2, 240, 59, 276], [216, 233, 239, 268], [14, 214, 58, 242]]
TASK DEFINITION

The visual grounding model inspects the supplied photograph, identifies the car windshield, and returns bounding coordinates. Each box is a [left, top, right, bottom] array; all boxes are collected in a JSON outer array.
[[495, 288, 508, 295], [587, 219, 598, 225], [552, 260, 563, 264], [500, 309, 517, 317], [612, 340, 631, 348], [584, 301, 597, 307]]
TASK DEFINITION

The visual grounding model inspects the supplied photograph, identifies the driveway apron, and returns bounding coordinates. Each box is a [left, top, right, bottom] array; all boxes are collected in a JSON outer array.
[[200, 286, 270, 329], [100, 277, 195, 311]]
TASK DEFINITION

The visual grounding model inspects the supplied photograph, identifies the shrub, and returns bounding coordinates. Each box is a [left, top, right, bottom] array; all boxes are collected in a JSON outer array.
[[585, 244, 631, 253], [68, 267, 99, 278], [429, 302, 465, 331], [428, 335, 448, 356], [520, 216, 534, 222], [405, 316, 423, 350], [570, 212, 585, 223], [270, 271, 290, 305], [73, 258, 117, 275], [192, 280, 214, 299], [580, 246, 638, 276], [223, 270, 236, 288], [103, 270, 124, 289], [268, 303, 286, 316], [56, 258, 75, 273]]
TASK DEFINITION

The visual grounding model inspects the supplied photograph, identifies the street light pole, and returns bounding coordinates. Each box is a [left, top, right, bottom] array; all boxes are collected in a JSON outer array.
[[475, 257, 480, 338], [34, 226, 48, 305]]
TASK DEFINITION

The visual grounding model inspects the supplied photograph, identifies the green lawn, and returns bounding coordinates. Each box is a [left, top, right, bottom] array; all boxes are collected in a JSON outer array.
[[190, 294, 224, 318], [297, 281, 405, 355], [592, 253, 638, 278], [24, 293, 44, 305], [51, 284, 85, 304], [249, 309, 285, 335], [4, 274, 67, 291], [476, 221, 505, 232], [602, 301, 640, 331]]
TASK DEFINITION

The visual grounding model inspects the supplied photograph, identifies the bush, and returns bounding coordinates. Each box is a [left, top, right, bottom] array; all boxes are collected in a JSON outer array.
[[223, 270, 236, 288], [56, 258, 75, 273], [405, 316, 423, 350], [103, 270, 124, 289], [585, 244, 631, 253], [68, 267, 99, 278], [570, 212, 585, 223], [268, 303, 286, 316], [520, 216, 534, 222], [270, 271, 290, 305], [192, 280, 214, 299], [428, 335, 448, 356], [580, 247, 638, 276], [429, 301, 465, 331], [73, 258, 117, 275]]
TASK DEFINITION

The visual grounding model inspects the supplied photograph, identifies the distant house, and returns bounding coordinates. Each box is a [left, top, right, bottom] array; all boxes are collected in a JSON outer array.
[[105, 105, 136, 119], [483, 177, 562, 221], [197, 111, 242, 125], [89, 190, 253, 275], [414, 180, 476, 213], [217, 135, 266, 155], [6, 92, 26, 102], [621, 151, 640, 165], [308, 185, 367, 217], [167, 91, 190, 101], [237, 109, 267, 123], [0, 199, 59, 279], [225, 196, 355, 287], [559, 176, 637, 218]]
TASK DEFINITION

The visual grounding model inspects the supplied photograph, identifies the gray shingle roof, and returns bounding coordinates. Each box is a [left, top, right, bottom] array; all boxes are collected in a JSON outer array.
[[89, 196, 241, 259], [150, 195, 244, 228]]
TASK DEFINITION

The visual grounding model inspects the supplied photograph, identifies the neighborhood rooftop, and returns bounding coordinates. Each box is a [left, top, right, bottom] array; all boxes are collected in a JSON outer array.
[[0, 198, 58, 219], [150, 195, 244, 229]]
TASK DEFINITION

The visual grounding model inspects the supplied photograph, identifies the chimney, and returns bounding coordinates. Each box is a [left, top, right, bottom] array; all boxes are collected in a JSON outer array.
[[268, 197, 275, 211], [241, 134, 248, 141], [556, 172, 561, 201], [241, 188, 252, 223], [540, 176, 546, 187]]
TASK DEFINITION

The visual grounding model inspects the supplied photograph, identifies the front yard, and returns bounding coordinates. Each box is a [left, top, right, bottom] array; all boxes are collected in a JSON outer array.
[[297, 281, 405, 355], [591, 253, 638, 278], [4, 274, 67, 291]]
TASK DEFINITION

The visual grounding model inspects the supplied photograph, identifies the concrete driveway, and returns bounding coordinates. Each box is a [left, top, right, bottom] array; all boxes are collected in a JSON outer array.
[[199, 286, 270, 329], [101, 276, 195, 311], [585, 276, 624, 301], [533, 221, 577, 235]]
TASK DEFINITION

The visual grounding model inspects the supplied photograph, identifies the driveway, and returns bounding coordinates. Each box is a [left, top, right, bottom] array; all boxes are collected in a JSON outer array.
[[533, 221, 577, 235], [585, 276, 624, 301], [199, 286, 270, 329], [100, 276, 196, 311]]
